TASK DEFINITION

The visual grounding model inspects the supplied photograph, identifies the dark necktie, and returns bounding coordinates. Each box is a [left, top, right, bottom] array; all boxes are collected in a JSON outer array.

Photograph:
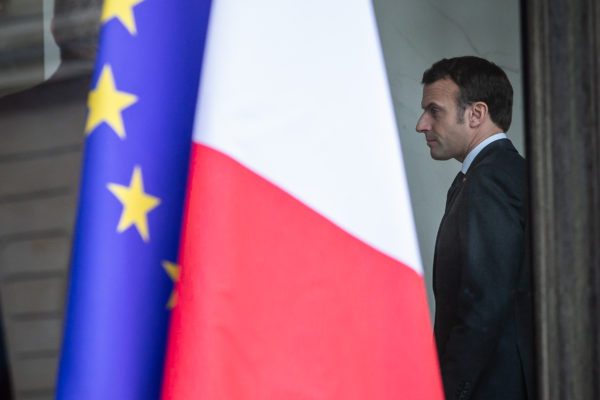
[[445, 171, 465, 213], [434, 170, 466, 294]]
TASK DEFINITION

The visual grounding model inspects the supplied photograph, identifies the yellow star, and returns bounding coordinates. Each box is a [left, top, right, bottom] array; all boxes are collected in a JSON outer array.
[[85, 65, 138, 139], [107, 166, 161, 242], [101, 0, 145, 35], [162, 260, 180, 309]]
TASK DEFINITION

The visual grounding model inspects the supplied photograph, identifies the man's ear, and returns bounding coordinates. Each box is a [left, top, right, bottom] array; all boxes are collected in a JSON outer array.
[[468, 102, 488, 128]]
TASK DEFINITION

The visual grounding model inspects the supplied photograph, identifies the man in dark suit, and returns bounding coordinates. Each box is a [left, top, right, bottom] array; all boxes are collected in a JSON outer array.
[[416, 56, 533, 400]]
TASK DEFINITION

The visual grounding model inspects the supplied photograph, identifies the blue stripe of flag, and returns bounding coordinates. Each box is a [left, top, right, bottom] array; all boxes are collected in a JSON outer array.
[[57, 1, 212, 398]]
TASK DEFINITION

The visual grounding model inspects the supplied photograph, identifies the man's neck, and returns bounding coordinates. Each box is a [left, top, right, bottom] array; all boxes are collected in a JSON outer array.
[[460, 132, 508, 173]]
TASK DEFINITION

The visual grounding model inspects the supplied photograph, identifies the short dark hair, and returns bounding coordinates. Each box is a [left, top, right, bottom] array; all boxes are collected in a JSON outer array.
[[421, 56, 513, 132]]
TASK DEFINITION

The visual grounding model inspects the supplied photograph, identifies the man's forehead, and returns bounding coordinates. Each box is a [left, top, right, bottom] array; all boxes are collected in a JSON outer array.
[[421, 79, 458, 107]]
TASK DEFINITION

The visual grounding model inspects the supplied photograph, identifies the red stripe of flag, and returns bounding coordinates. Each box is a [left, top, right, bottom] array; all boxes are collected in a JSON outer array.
[[162, 144, 443, 399]]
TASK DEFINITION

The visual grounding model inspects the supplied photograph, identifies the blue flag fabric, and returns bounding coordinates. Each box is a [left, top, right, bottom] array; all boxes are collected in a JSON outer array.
[[57, 1, 211, 398]]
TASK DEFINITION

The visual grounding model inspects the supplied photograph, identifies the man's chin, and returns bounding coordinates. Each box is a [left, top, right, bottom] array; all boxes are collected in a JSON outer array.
[[429, 151, 451, 161]]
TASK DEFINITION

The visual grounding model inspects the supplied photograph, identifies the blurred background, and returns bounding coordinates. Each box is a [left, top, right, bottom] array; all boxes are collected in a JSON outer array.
[[0, 0, 523, 398]]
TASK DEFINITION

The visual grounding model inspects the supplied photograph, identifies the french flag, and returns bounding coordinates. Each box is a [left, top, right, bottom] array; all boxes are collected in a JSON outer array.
[[162, 1, 443, 399]]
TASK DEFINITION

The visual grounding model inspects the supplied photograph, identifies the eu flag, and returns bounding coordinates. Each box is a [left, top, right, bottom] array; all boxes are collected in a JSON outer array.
[[57, 0, 211, 398]]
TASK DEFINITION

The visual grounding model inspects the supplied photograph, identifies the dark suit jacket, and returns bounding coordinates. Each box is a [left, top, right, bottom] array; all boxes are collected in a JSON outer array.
[[433, 139, 534, 400]]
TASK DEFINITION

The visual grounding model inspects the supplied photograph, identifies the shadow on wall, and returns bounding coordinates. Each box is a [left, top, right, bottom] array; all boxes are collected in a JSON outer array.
[[372, 0, 524, 316]]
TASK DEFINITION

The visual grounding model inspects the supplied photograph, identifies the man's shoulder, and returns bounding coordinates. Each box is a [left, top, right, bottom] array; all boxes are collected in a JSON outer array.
[[471, 139, 525, 176], [465, 141, 526, 199]]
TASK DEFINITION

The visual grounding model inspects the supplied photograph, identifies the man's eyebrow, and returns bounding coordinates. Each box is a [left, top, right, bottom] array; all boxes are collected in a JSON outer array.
[[422, 101, 443, 110]]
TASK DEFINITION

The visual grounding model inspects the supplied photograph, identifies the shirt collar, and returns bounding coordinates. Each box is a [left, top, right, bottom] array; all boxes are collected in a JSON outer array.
[[461, 132, 507, 174]]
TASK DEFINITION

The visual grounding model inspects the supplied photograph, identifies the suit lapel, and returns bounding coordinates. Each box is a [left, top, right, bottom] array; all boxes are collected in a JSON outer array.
[[445, 171, 465, 213]]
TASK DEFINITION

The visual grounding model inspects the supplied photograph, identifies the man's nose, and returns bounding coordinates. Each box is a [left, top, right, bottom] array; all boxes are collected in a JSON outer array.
[[416, 113, 429, 133]]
